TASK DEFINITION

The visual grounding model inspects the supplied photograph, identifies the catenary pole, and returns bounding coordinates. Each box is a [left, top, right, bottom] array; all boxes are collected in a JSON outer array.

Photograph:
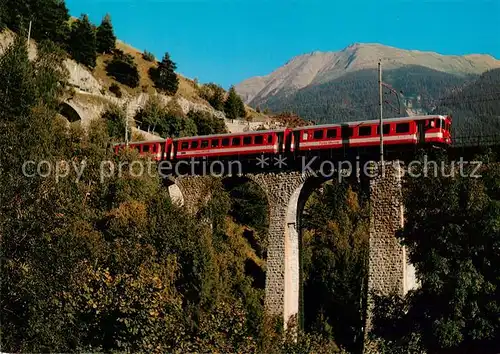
[[27, 21, 32, 45], [378, 60, 384, 164]]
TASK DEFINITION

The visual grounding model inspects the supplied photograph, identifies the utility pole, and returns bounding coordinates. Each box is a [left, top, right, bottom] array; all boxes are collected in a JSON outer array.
[[378, 60, 384, 164], [27, 21, 32, 45], [123, 99, 130, 146], [125, 117, 129, 146]]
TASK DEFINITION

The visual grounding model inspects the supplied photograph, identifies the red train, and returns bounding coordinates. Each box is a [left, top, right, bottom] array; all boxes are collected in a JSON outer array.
[[114, 115, 452, 161]]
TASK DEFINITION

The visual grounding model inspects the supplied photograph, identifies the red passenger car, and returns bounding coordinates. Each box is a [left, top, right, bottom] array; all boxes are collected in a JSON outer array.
[[113, 139, 172, 161], [293, 115, 451, 152], [113, 115, 452, 161], [173, 130, 285, 159]]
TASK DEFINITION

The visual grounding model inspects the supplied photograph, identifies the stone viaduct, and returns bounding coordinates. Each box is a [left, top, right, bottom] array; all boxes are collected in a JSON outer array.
[[167, 162, 418, 334]]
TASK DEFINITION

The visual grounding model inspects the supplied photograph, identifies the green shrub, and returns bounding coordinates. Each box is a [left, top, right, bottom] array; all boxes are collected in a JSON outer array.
[[142, 50, 155, 62], [109, 83, 122, 98], [106, 50, 140, 88]]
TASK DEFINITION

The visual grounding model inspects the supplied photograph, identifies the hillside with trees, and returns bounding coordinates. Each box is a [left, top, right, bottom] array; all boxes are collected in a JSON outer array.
[[1, 1, 499, 353], [371, 154, 500, 353], [0, 34, 338, 353], [260, 65, 476, 124], [0, 0, 262, 138], [433, 68, 500, 137]]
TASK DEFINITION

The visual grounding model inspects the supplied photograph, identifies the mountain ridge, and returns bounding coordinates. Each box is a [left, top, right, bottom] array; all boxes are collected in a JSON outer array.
[[236, 43, 500, 106]]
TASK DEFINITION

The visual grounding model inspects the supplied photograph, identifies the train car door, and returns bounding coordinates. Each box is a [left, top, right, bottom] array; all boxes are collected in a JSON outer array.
[[341, 124, 351, 148], [277, 132, 284, 154], [417, 120, 426, 144], [292, 130, 301, 153]]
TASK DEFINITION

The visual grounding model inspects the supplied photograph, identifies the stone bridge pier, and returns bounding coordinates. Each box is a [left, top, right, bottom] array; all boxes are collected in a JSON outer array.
[[247, 172, 308, 328], [365, 162, 417, 332], [167, 163, 417, 335], [170, 172, 309, 328]]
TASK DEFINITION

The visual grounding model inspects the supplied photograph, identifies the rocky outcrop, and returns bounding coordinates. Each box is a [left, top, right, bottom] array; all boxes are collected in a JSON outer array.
[[64, 60, 103, 95]]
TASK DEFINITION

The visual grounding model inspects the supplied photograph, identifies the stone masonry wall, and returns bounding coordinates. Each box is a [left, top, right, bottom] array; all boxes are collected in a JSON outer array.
[[172, 167, 412, 337], [173, 172, 307, 328], [366, 162, 406, 332], [247, 172, 307, 327], [173, 175, 217, 214]]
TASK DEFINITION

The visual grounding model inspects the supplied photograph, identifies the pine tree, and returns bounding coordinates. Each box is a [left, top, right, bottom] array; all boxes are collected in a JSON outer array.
[[0, 34, 37, 123], [69, 14, 97, 68], [0, 0, 5, 29], [224, 86, 246, 119], [209, 84, 226, 111], [149, 52, 179, 95], [96, 14, 116, 54], [4, 0, 70, 45]]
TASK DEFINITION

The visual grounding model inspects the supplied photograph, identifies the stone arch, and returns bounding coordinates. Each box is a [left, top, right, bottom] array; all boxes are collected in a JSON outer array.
[[168, 183, 184, 206], [59, 101, 83, 123], [244, 172, 310, 329], [282, 174, 356, 329], [221, 175, 270, 265], [221, 175, 270, 226], [168, 175, 215, 214]]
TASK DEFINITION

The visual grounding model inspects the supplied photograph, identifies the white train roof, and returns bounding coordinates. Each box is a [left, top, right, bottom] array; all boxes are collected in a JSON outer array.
[[114, 115, 449, 145], [294, 115, 448, 131]]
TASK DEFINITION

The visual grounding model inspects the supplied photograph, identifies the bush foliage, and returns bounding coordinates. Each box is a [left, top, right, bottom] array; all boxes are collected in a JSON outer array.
[[106, 49, 140, 88]]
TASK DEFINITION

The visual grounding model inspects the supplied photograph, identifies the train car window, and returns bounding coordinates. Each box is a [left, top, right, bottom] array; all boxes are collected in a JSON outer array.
[[143, 145, 150, 153], [211, 139, 219, 148], [201, 140, 209, 148], [232, 137, 241, 146], [425, 119, 437, 129], [267, 135, 273, 143], [359, 126, 372, 136], [313, 130, 324, 139], [326, 129, 337, 138], [255, 135, 263, 144], [222, 138, 230, 147], [181, 142, 189, 150], [396, 123, 410, 133], [243, 136, 252, 145], [135, 145, 141, 153], [303, 132, 309, 140], [377, 124, 390, 135], [191, 141, 199, 149]]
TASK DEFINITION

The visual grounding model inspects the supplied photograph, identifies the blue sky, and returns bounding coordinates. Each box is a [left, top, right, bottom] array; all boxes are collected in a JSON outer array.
[[65, 0, 500, 88]]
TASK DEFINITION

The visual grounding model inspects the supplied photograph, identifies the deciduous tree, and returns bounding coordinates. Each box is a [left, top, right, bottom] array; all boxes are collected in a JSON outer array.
[[372, 155, 500, 353], [188, 110, 227, 136]]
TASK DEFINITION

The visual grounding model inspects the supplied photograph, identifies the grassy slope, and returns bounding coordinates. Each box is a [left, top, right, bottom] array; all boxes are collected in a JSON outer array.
[[93, 40, 205, 103], [94, 40, 268, 124], [0, 25, 270, 123]]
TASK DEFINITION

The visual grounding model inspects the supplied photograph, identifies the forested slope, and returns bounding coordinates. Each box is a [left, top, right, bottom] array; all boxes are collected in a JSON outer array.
[[434, 68, 500, 137], [260, 65, 475, 124]]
